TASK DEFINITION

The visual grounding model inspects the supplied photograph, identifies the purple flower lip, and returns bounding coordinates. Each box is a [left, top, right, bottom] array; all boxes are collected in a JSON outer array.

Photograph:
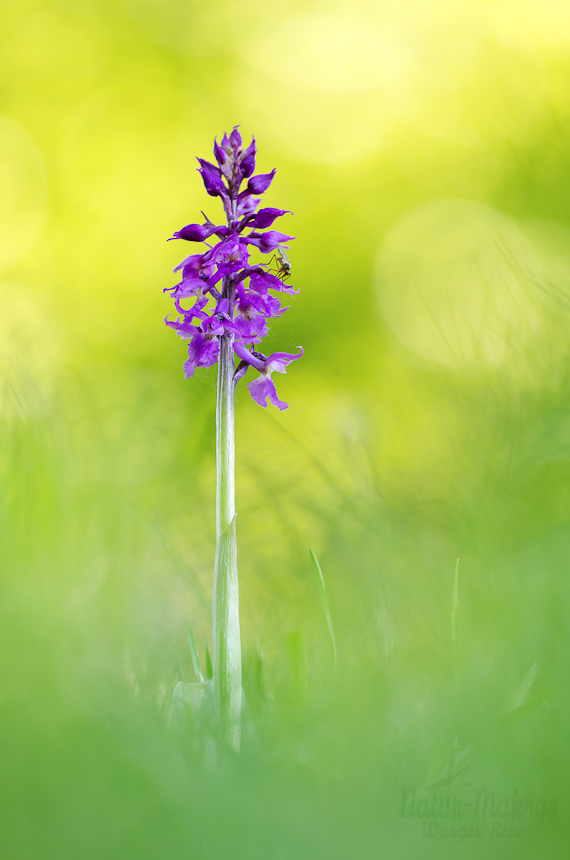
[[166, 128, 302, 409], [232, 344, 304, 411]]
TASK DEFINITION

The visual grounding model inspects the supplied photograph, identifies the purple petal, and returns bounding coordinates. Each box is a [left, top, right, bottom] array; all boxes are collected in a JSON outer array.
[[247, 169, 276, 194], [202, 316, 224, 336], [240, 137, 256, 160], [248, 270, 275, 294], [236, 190, 261, 217], [267, 347, 304, 364], [253, 291, 287, 318], [247, 269, 297, 295], [237, 283, 285, 318], [182, 358, 197, 378], [164, 316, 199, 339], [246, 231, 295, 254], [237, 214, 256, 233], [229, 126, 242, 149], [169, 223, 218, 242], [234, 315, 268, 343], [239, 136, 257, 178], [233, 342, 265, 371], [173, 253, 203, 273], [209, 237, 250, 274], [233, 286, 269, 340], [276, 281, 299, 295], [215, 297, 230, 315], [265, 377, 289, 410], [184, 332, 219, 377], [213, 139, 229, 166], [172, 276, 204, 297], [174, 294, 209, 320], [247, 375, 288, 410], [239, 154, 255, 181], [196, 157, 222, 178]]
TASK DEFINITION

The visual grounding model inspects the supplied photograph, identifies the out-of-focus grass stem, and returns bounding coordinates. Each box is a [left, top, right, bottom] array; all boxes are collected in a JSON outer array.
[[310, 549, 337, 667]]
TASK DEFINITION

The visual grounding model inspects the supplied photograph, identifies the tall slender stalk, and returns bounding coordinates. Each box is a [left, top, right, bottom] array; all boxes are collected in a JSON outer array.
[[212, 321, 241, 752], [216, 333, 236, 537]]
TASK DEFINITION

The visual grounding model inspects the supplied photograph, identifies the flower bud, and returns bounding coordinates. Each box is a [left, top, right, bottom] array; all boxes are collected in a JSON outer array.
[[252, 208, 291, 229], [247, 169, 276, 194], [239, 137, 257, 178], [199, 168, 227, 197], [213, 138, 229, 166], [169, 223, 212, 242], [229, 125, 242, 149], [196, 157, 222, 178]]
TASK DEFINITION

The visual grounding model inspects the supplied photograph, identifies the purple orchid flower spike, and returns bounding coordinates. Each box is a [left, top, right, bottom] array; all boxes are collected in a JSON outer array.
[[164, 127, 302, 411], [164, 129, 302, 754]]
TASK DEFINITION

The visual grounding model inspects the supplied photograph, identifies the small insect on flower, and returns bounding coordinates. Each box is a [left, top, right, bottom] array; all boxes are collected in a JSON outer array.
[[272, 243, 292, 282]]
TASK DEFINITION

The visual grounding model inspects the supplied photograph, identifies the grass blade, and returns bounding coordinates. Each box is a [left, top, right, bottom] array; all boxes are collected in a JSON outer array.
[[310, 549, 337, 666]]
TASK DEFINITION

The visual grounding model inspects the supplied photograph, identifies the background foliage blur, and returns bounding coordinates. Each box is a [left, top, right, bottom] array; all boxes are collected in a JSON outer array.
[[2, 0, 570, 856]]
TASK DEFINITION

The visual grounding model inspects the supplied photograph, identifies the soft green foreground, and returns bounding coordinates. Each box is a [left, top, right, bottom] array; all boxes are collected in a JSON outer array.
[[2, 0, 570, 857]]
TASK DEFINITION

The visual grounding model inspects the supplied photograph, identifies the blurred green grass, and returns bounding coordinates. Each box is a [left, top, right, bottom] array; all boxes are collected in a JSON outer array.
[[2, 0, 570, 856]]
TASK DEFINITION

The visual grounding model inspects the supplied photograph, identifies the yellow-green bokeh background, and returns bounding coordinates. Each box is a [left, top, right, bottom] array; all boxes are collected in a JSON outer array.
[[2, 1, 570, 857]]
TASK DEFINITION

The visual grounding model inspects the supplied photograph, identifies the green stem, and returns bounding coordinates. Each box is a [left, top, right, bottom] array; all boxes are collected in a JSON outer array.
[[212, 332, 241, 752], [216, 334, 236, 536]]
